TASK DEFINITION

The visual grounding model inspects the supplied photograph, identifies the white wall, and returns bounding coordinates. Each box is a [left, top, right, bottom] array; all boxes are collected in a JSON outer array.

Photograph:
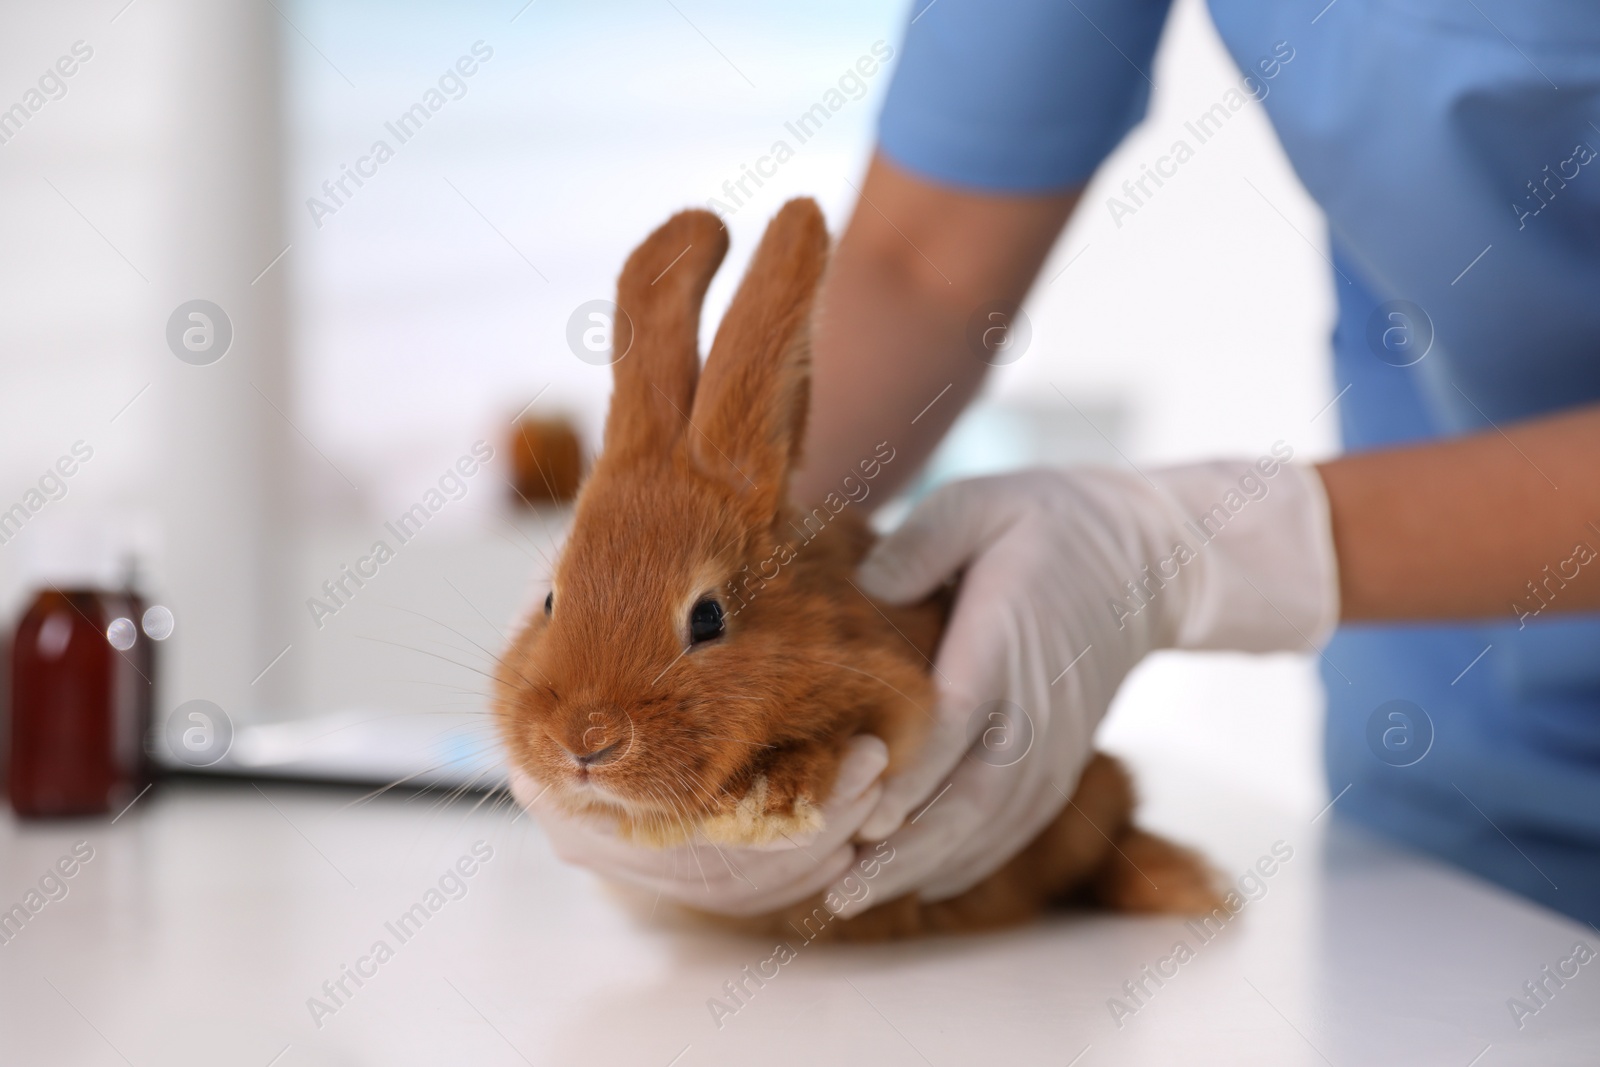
[[1, 0, 1338, 813], [1, 0, 298, 727]]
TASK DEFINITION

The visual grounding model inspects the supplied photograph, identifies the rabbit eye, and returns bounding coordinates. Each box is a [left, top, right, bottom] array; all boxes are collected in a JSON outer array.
[[688, 597, 725, 644], [543, 591, 553, 616]]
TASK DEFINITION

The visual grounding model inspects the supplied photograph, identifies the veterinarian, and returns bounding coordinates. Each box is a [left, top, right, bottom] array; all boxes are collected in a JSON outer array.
[[533, 1, 1600, 927]]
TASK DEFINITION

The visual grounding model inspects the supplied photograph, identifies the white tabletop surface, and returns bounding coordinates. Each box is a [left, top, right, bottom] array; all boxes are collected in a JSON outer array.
[[2, 753, 1596, 1067]]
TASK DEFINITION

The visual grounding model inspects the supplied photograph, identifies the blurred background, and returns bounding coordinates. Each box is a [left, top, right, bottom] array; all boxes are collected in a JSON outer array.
[[0, 0, 1338, 814]]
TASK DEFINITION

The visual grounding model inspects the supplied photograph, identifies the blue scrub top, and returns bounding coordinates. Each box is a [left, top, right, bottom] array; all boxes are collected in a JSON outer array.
[[879, 0, 1600, 924]]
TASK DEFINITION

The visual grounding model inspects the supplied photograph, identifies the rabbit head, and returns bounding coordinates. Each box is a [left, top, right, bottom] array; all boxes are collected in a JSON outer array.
[[496, 199, 933, 846]]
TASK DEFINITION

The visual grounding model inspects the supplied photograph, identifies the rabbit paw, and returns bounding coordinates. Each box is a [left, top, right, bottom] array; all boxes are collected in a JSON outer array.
[[698, 774, 824, 847]]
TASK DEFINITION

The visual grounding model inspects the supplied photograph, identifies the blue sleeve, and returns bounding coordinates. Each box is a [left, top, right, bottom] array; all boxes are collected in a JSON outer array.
[[877, 0, 1176, 192]]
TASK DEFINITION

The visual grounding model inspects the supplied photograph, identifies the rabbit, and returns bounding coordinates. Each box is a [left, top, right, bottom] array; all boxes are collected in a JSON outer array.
[[494, 198, 1222, 940]]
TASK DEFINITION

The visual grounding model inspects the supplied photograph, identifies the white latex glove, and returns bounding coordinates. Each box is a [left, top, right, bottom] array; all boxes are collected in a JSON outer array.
[[830, 460, 1339, 916], [510, 734, 889, 916]]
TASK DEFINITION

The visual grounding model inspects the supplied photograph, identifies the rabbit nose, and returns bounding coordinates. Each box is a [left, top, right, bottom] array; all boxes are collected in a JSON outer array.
[[560, 704, 631, 767], [565, 741, 620, 768]]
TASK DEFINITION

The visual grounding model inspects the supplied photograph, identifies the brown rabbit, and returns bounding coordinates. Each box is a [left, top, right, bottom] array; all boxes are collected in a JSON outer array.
[[495, 198, 1221, 940]]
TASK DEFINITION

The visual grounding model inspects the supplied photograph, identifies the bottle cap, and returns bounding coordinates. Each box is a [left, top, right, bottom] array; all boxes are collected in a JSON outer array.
[[23, 513, 126, 591]]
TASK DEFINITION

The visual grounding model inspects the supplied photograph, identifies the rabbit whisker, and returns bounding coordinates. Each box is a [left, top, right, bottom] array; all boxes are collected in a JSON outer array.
[[695, 734, 776, 750], [381, 602, 552, 690], [354, 634, 501, 683], [795, 654, 933, 721]]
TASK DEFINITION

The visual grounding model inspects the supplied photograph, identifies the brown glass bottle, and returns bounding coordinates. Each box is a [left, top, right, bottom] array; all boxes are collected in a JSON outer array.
[[7, 588, 153, 817]]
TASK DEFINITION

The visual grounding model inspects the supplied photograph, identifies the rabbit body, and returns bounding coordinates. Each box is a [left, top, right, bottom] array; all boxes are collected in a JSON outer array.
[[495, 199, 1220, 939]]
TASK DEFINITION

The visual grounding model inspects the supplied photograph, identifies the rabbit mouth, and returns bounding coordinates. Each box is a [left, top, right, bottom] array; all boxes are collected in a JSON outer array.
[[560, 773, 630, 806], [556, 773, 719, 829]]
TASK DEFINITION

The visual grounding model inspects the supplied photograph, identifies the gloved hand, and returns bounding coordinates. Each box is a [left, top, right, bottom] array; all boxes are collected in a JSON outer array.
[[829, 459, 1339, 915], [509, 734, 890, 916]]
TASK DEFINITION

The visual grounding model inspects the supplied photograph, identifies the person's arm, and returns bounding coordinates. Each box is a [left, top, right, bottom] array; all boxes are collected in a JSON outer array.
[[808, 157, 1600, 628], [792, 152, 1081, 503], [1319, 403, 1600, 621], [839, 405, 1600, 909]]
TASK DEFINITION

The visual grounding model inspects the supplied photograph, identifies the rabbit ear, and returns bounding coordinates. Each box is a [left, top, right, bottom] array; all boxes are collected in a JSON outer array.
[[689, 198, 828, 518], [599, 209, 729, 465]]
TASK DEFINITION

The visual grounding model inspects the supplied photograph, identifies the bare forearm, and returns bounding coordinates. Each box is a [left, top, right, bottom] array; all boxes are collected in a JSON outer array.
[[1319, 403, 1600, 622], [795, 238, 983, 504], [794, 154, 1080, 503], [802, 158, 1600, 628]]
